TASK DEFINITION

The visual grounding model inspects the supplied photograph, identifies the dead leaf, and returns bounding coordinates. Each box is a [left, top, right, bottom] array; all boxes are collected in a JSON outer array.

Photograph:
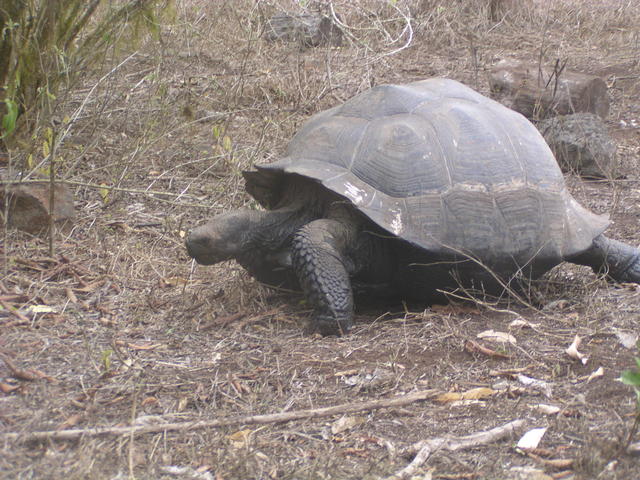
[[615, 331, 638, 349], [341, 447, 369, 458], [434, 387, 496, 404], [540, 458, 573, 469], [435, 392, 465, 403], [565, 335, 588, 365], [0, 382, 20, 393], [160, 276, 188, 287], [56, 414, 82, 430], [533, 404, 561, 415], [177, 396, 189, 412], [73, 280, 104, 293], [509, 466, 553, 480], [98, 317, 115, 327], [465, 339, 510, 359], [586, 366, 604, 383], [141, 396, 159, 407], [517, 374, 553, 398], [517, 427, 547, 450], [159, 465, 214, 479], [509, 318, 538, 329], [331, 415, 365, 434], [463, 387, 496, 399], [65, 287, 78, 304], [477, 329, 516, 344], [227, 429, 253, 449]]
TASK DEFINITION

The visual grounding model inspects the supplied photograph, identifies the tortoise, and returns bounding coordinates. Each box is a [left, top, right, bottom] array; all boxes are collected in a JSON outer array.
[[186, 78, 640, 336]]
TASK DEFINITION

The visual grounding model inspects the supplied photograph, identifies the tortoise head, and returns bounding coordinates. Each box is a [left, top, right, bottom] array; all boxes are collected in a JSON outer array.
[[186, 210, 255, 265]]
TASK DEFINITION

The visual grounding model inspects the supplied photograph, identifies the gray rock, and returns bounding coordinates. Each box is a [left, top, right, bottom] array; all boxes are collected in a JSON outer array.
[[537, 113, 617, 178], [264, 13, 342, 47], [0, 182, 75, 233]]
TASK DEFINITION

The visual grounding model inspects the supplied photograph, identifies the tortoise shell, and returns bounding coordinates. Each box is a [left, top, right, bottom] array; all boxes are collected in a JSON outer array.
[[244, 78, 608, 269]]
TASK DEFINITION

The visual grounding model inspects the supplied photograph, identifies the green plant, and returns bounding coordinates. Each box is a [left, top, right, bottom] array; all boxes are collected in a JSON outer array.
[[0, 0, 173, 146], [1, 97, 17, 139], [620, 355, 640, 446]]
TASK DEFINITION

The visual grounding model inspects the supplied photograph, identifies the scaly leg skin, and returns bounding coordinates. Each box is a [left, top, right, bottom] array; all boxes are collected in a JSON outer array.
[[570, 234, 640, 283], [292, 219, 355, 336]]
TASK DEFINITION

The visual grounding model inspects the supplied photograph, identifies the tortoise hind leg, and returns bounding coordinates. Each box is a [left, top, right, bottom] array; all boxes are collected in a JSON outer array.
[[568, 234, 640, 283], [292, 219, 356, 336]]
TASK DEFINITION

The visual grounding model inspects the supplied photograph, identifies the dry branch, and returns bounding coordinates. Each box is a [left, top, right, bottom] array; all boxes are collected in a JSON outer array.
[[385, 419, 525, 480], [3, 389, 438, 443]]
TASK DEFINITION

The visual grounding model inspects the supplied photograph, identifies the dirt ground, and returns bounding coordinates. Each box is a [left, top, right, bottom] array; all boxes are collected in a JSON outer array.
[[2, 1, 640, 479]]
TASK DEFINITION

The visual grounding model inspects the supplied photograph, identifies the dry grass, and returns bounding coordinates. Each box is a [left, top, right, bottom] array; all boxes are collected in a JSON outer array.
[[2, 1, 640, 479]]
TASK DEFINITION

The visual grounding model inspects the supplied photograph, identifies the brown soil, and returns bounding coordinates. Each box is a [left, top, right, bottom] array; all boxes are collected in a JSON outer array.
[[2, 1, 640, 479]]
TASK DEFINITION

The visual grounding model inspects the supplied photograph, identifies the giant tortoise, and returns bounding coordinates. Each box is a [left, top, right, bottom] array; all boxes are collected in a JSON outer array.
[[186, 78, 640, 335]]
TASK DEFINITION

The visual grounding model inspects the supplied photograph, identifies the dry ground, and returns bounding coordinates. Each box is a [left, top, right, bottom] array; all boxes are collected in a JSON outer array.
[[2, 1, 640, 479]]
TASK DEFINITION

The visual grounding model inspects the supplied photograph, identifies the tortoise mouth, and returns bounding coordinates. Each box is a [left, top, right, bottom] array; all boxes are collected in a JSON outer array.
[[185, 230, 229, 265]]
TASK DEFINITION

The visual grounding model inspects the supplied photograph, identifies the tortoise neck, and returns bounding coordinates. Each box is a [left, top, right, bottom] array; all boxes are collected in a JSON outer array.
[[241, 206, 314, 253]]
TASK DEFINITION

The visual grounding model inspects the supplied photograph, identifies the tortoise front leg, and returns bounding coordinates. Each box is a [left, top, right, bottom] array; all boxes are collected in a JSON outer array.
[[292, 219, 356, 336], [569, 234, 640, 283]]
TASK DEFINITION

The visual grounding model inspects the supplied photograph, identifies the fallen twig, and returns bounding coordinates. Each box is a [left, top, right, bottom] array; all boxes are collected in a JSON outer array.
[[0, 352, 55, 382], [0, 300, 30, 323], [3, 389, 438, 443], [384, 419, 525, 480]]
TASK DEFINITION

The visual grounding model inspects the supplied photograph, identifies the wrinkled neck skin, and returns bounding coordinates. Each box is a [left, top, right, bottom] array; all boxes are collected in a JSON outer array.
[[237, 180, 329, 260], [236, 206, 314, 264]]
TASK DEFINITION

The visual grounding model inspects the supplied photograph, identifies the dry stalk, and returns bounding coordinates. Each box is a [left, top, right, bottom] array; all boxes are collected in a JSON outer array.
[[384, 419, 525, 480], [47, 126, 58, 257], [3, 388, 438, 443]]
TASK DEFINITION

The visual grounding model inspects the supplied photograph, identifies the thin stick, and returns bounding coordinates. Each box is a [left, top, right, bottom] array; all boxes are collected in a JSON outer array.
[[3, 389, 438, 443], [0, 178, 197, 199], [48, 127, 58, 257], [384, 419, 525, 480]]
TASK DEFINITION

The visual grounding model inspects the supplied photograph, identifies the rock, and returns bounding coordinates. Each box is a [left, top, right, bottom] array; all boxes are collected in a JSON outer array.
[[264, 13, 343, 47], [538, 113, 617, 178], [489, 59, 610, 120], [0, 182, 75, 233]]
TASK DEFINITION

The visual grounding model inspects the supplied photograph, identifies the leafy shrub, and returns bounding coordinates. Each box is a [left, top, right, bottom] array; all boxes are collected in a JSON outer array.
[[0, 0, 173, 146]]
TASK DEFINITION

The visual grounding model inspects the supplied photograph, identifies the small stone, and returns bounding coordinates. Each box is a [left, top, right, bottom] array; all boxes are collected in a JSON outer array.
[[538, 113, 617, 178], [0, 182, 75, 233], [264, 13, 343, 47]]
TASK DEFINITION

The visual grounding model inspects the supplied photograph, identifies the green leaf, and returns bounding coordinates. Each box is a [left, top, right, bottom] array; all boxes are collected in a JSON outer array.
[[99, 183, 110, 203], [1, 98, 18, 138], [620, 370, 640, 387], [222, 135, 232, 152], [102, 349, 114, 371]]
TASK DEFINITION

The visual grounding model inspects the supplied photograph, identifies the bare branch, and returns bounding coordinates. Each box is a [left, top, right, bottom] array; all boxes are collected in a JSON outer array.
[[3, 389, 438, 443], [385, 419, 525, 480]]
